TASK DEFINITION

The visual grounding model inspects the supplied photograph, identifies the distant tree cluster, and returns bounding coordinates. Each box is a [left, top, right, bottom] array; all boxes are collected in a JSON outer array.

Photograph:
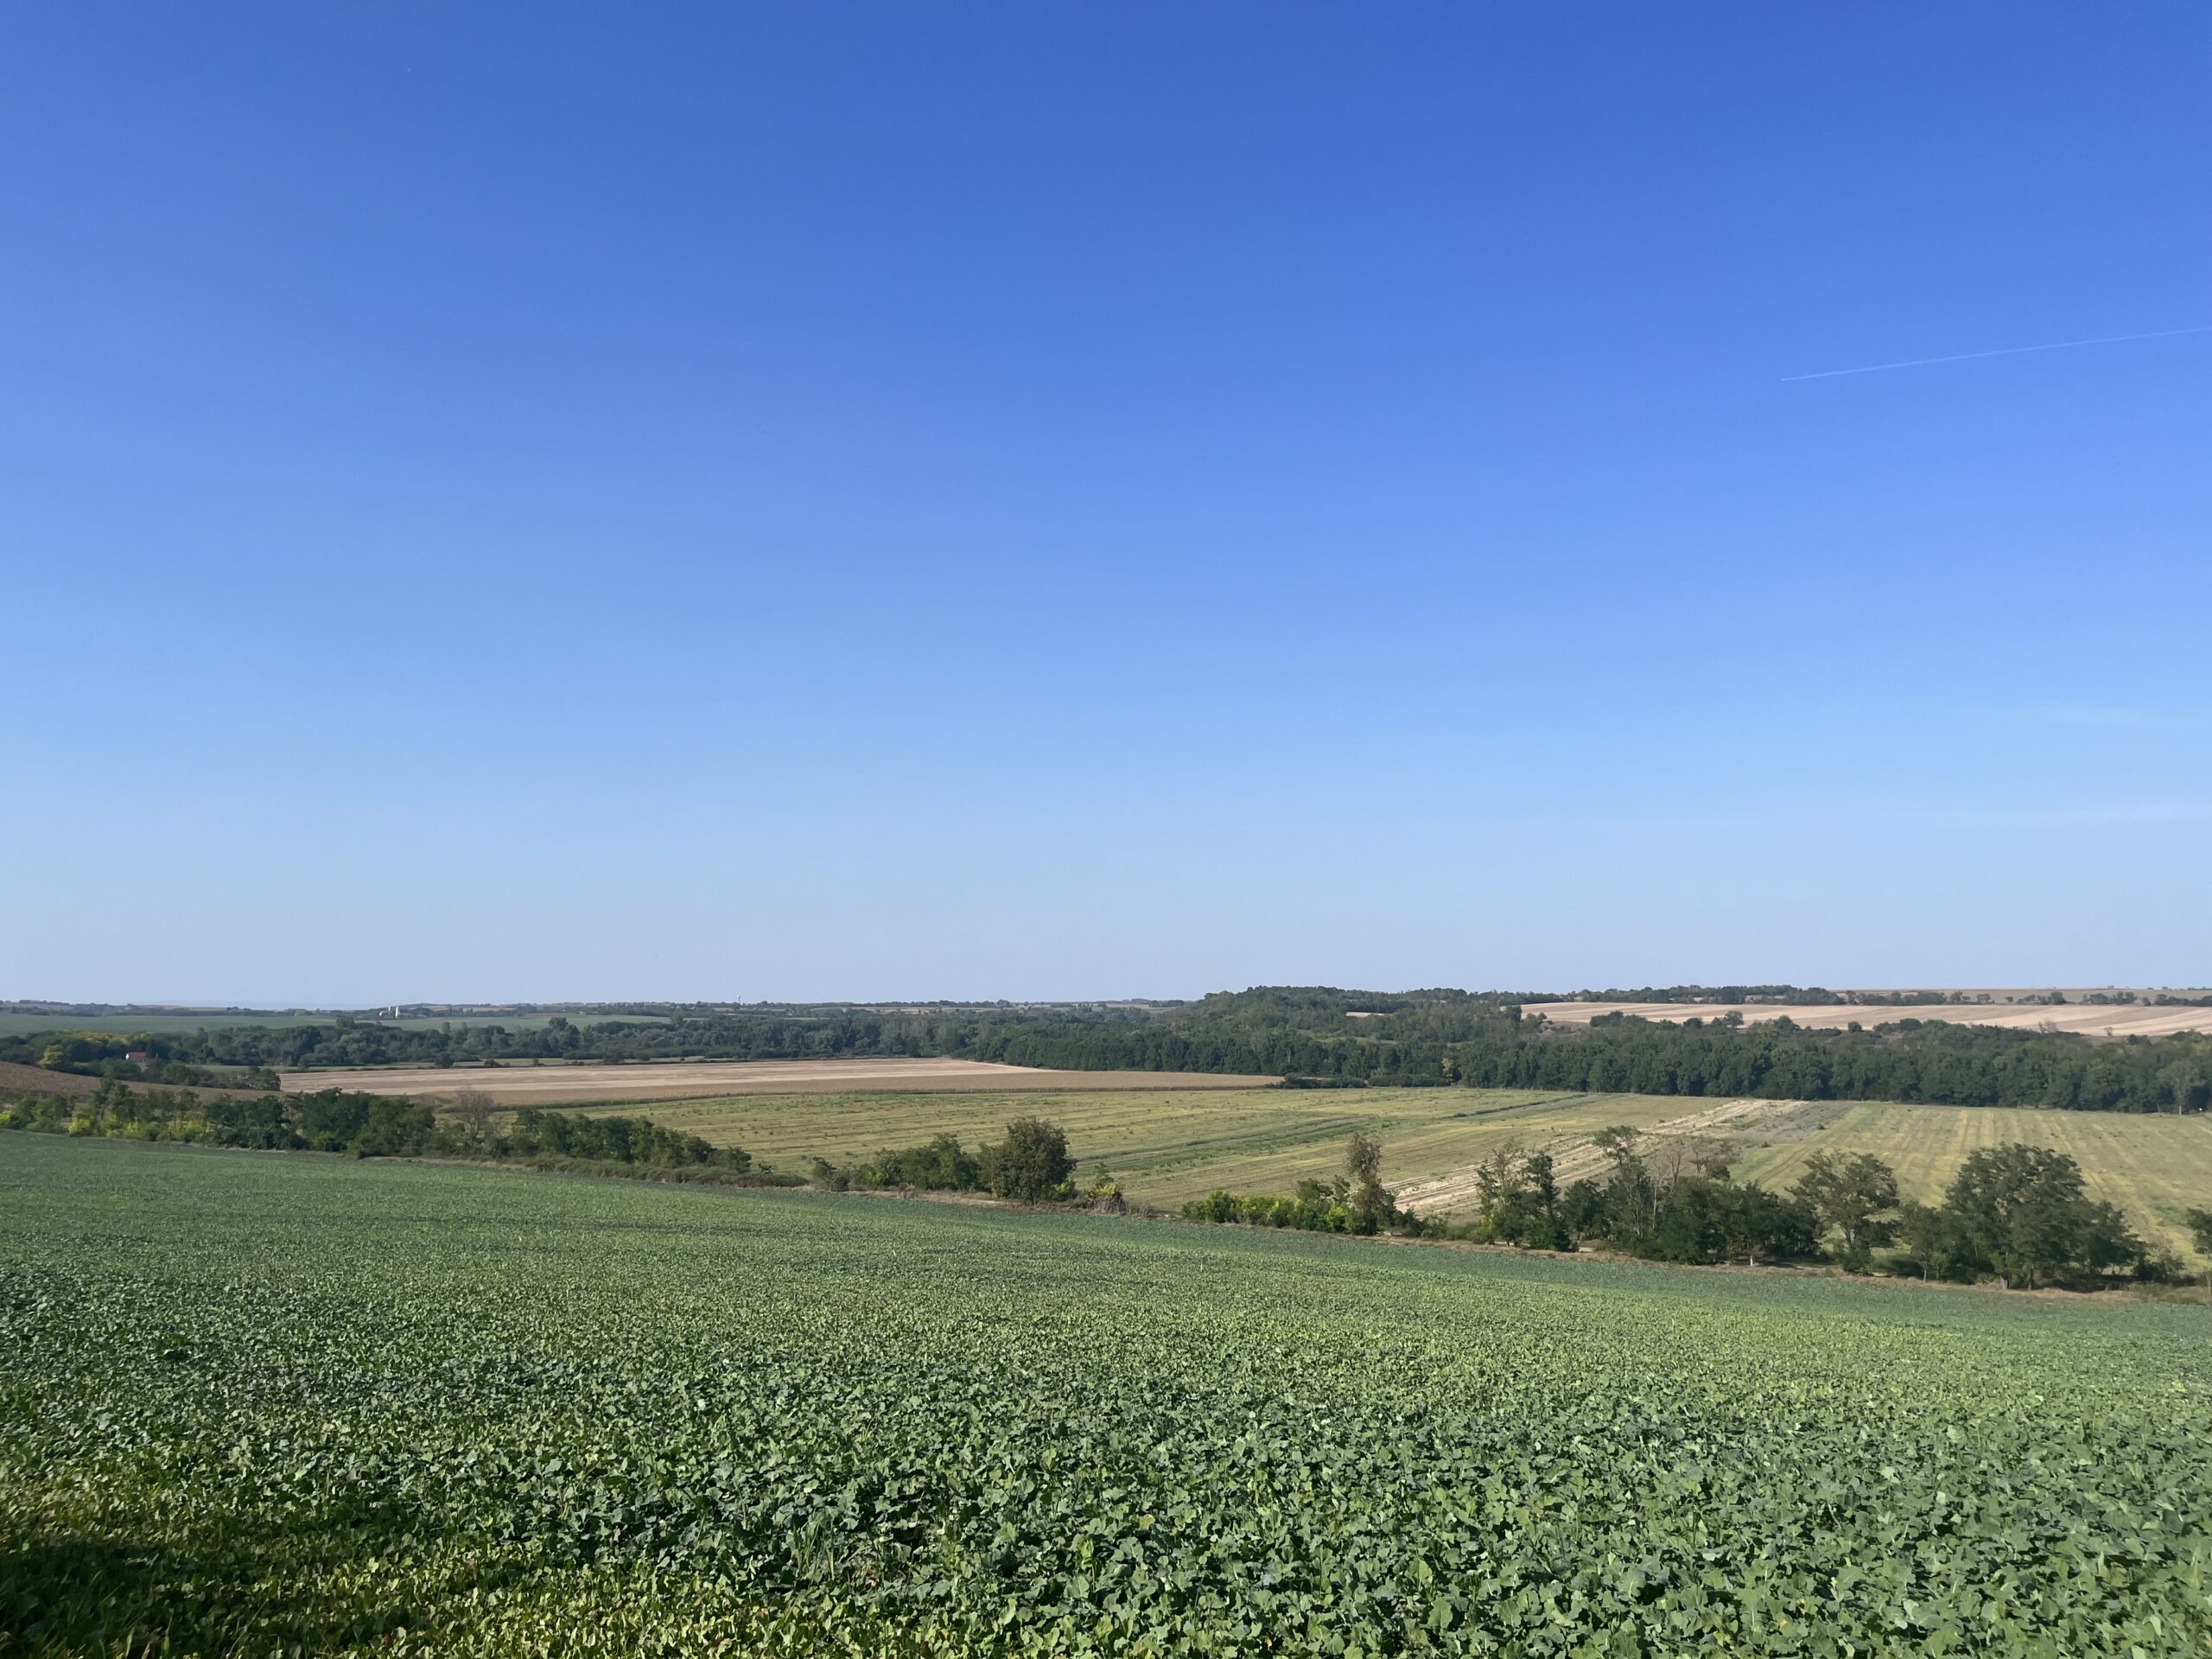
[[6, 1031, 279, 1090], [0, 1079, 763, 1179], [1183, 1134, 1421, 1236], [1449, 1131, 1820, 1265], [10, 988, 2209, 1116], [0, 1076, 434, 1156], [809, 1117, 1077, 1203], [1888, 1145, 2164, 1288], [1180, 1131, 2188, 1292]]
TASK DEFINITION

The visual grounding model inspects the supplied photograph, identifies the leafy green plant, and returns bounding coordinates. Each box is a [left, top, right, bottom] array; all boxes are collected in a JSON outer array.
[[3, 1135, 2208, 1656]]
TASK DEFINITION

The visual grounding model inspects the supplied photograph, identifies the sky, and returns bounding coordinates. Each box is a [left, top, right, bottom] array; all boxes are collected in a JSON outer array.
[[3, 3, 2208, 1005]]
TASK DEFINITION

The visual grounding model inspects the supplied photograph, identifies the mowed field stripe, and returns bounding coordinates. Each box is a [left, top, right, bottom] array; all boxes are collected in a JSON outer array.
[[285, 1057, 1277, 1103], [602, 1084, 2212, 1253], [579, 1087, 1694, 1213], [1729, 1103, 2212, 1256]]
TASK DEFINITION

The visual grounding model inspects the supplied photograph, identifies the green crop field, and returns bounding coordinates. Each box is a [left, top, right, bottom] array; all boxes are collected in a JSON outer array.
[[1730, 1102, 2212, 1257], [0, 1012, 323, 1038], [577, 1086, 1695, 1210], [4, 1136, 2208, 1656]]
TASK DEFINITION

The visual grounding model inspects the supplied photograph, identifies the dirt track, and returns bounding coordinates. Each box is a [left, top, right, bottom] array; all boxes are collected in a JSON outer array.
[[280, 1057, 1279, 1104], [1533, 1001, 2211, 1039]]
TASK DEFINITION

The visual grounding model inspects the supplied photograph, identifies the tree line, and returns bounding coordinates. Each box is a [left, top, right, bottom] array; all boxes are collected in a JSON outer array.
[[8, 988, 2208, 1115], [1182, 1133, 2196, 1289], [805, 1116, 1084, 1204], [0, 1077, 772, 1180]]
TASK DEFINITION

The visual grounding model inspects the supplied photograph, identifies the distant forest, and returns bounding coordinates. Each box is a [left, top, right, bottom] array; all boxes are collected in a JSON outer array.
[[6, 987, 2206, 1116]]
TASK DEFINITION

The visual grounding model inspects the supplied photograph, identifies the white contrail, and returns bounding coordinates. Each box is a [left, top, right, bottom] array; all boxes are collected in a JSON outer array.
[[1783, 324, 2211, 382]]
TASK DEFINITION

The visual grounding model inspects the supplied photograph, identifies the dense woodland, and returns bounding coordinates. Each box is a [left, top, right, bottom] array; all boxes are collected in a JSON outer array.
[[5, 987, 2207, 1113]]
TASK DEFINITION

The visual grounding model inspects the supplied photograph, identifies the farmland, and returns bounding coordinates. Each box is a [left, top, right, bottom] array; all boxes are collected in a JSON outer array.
[[1537, 1000, 2212, 1039], [3, 1135, 2208, 1656], [283, 1058, 1276, 1103], [582, 1084, 2212, 1255], [569, 1085, 1695, 1207], [1729, 1100, 2212, 1257], [0, 1012, 670, 1039]]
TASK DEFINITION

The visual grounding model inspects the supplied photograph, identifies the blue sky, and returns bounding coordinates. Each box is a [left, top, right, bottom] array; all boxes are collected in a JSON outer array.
[[3, 3, 2207, 1005]]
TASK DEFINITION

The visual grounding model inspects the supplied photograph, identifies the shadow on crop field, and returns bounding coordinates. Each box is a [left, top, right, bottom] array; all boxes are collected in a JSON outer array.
[[0, 1523, 423, 1656]]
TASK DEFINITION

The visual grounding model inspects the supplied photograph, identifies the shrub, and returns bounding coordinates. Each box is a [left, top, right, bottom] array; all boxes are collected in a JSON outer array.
[[981, 1117, 1073, 1202]]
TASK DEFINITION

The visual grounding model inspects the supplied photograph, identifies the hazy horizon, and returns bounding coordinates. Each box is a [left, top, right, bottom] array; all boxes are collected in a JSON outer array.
[[10, 982, 2211, 1016]]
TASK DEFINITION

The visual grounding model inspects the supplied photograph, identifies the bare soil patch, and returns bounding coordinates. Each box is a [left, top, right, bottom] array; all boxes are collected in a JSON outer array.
[[280, 1057, 1279, 1105], [0, 1060, 272, 1103], [0, 1060, 99, 1097]]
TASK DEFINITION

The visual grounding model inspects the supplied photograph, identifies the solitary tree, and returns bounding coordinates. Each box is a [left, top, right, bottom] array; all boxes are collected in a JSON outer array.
[[1590, 1127, 1655, 1235], [1344, 1133, 1394, 1233], [448, 1087, 497, 1151], [982, 1116, 1073, 1202], [1471, 1139, 1528, 1225], [1791, 1151, 1900, 1264]]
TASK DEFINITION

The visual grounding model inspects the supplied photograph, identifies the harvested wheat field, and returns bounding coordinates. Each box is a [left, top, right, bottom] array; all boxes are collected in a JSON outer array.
[[1728, 1102, 2212, 1257], [1382, 1094, 2212, 1256], [593, 1086, 1690, 1213], [1535, 1000, 2212, 1038], [1389, 1096, 1852, 1216], [279, 1057, 1276, 1104]]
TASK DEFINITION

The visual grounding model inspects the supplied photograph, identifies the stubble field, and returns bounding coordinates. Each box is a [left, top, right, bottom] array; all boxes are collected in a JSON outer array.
[[571, 1085, 1692, 1208], [1728, 1101, 2212, 1256], [281, 1058, 1276, 1103], [586, 1086, 2212, 1257]]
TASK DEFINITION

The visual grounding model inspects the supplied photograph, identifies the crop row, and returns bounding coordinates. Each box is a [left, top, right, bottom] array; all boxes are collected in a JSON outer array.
[[2, 1135, 2208, 1656]]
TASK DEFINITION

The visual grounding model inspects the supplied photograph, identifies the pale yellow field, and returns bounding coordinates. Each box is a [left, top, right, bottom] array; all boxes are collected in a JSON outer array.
[[589, 1085, 2212, 1260], [283, 1058, 1274, 1104], [1728, 1102, 2212, 1258], [1535, 1001, 2212, 1038], [575, 1087, 1694, 1213]]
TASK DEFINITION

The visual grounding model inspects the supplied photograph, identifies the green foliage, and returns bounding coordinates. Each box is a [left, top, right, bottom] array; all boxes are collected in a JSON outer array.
[[3, 1136, 2209, 1656], [1790, 1149, 1901, 1260], [812, 1133, 984, 1193], [0, 1081, 752, 1179], [14, 988, 2207, 1116], [2189, 1207, 2212, 1270], [496, 1108, 743, 1170], [1943, 1142, 2149, 1288], [981, 1116, 1074, 1202], [1181, 1187, 1357, 1234], [1181, 1137, 1421, 1238], [1893, 1201, 1985, 1283], [813, 1121, 1074, 1203]]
